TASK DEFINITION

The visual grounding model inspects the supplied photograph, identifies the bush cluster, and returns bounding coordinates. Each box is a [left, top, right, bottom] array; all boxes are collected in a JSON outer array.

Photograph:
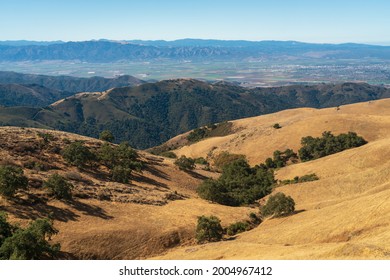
[[98, 142, 142, 183], [264, 149, 298, 169], [0, 212, 59, 260], [61, 141, 96, 168], [280, 173, 319, 185], [174, 156, 195, 171], [197, 158, 275, 206], [187, 122, 232, 143], [298, 131, 367, 162]]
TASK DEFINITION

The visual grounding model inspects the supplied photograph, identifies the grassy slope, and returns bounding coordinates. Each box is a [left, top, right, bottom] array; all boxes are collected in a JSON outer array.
[[0, 127, 251, 259], [173, 99, 390, 164], [153, 99, 390, 259]]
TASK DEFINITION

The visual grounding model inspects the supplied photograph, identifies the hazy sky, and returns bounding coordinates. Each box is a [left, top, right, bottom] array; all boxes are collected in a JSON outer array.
[[1, 0, 390, 44]]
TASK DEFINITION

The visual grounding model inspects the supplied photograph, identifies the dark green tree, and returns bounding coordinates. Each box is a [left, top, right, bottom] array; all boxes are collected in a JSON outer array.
[[195, 215, 223, 243], [0, 217, 59, 260], [0, 165, 28, 198], [261, 192, 295, 218], [174, 156, 195, 171], [99, 130, 115, 142], [61, 141, 95, 168], [197, 158, 274, 206], [111, 166, 132, 184], [0, 212, 13, 246], [43, 174, 73, 200]]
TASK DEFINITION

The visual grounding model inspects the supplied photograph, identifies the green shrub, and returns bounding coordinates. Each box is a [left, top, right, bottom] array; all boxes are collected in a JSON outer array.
[[174, 156, 195, 171], [195, 215, 223, 243], [299, 131, 367, 162], [187, 122, 233, 143], [0, 216, 59, 260], [226, 221, 250, 236], [194, 157, 208, 165], [37, 132, 55, 143], [273, 123, 282, 129], [265, 149, 298, 169], [0, 212, 13, 246], [248, 212, 262, 225], [99, 130, 115, 142], [61, 141, 95, 168], [43, 174, 73, 200], [197, 158, 275, 206], [111, 166, 132, 183], [98, 142, 141, 171], [261, 193, 295, 218], [280, 173, 319, 185], [0, 165, 28, 198], [187, 128, 207, 143]]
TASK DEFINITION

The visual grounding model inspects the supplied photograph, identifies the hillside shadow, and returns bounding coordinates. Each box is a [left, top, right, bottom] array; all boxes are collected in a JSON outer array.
[[132, 172, 169, 190], [185, 170, 209, 180], [0, 197, 79, 222], [1, 194, 113, 222], [64, 200, 113, 220], [144, 165, 171, 181]]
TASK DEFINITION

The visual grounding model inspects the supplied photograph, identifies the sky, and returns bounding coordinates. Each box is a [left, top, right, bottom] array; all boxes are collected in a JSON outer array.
[[1, 0, 390, 44]]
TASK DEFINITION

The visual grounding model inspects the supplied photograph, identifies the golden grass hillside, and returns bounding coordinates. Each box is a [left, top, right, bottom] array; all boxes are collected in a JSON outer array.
[[172, 98, 390, 165], [0, 127, 252, 259], [151, 99, 390, 259]]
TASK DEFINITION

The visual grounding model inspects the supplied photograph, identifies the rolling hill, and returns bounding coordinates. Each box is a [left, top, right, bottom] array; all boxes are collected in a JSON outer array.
[[0, 71, 144, 101], [1, 79, 389, 149], [1, 99, 390, 260], [0, 126, 251, 259], [151, 98, 390, 259]]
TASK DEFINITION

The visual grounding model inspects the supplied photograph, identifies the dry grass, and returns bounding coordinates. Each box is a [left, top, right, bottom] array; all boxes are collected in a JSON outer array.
[[0, 126, 251, 259], [151, 99, 390, 260], [2, 99, 390, 259]]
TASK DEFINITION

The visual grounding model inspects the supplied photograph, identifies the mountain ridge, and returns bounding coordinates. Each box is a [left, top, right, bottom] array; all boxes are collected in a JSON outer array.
[[0, 79, 389, 148], [1, 40, 390, 62]]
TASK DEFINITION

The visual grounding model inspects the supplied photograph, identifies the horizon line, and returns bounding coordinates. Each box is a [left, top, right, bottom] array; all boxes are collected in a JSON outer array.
[[1, 38, 390, 47]]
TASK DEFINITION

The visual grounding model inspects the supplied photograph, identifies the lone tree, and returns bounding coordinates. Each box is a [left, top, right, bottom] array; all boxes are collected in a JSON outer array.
[[195, 215, 223, 243], [261, 192, 295, 218], [174, 155, 195, 171], [0, 165, 28, 198], [43, 174, 73, 200], [61, 141, 95, 168], [99, 130, 115, 142]]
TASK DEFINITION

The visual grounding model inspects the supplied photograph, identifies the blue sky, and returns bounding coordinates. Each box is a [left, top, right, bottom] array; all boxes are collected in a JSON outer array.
[[1, 0, 390, 44]]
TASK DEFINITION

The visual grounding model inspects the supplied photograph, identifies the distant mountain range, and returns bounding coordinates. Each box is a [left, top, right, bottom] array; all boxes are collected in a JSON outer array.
[[0, 71, 144, 107], [1, 40, 390, 62], [1, 75, 389, 148]]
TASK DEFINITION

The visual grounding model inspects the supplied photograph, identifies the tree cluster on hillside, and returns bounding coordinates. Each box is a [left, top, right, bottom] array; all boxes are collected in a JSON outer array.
[[97, 142, 143, 183], [264, 149, 298, 169], [0, 212, 59, 260], [197, 158, 275, 206], [61, 140, 143, 184], [187, 122, 233, 143], [280, 173, 319, 185], [298, 131, 367, 161]]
